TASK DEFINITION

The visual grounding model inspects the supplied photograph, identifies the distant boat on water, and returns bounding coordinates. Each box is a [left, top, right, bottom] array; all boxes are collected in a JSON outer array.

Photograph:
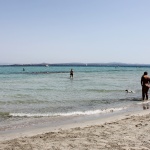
[[45, 65, 49, 67]]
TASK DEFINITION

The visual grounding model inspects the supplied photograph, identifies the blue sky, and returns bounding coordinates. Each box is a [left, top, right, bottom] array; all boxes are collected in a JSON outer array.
[[0, 0, 150, 64]]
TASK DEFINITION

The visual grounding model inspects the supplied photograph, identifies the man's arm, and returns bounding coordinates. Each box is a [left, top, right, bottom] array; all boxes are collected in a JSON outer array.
[[141, 76, 143, 86]]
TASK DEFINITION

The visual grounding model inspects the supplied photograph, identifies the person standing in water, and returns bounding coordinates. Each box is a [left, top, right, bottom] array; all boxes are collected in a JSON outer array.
[[141, 72, 150, 100], [70, 69, 73, 78]]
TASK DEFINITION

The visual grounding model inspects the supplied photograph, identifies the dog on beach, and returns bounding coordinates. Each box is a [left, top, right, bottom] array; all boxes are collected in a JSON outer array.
[[125, 90, 135, 93]]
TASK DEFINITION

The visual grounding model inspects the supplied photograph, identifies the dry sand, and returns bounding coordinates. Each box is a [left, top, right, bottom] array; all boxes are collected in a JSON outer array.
[[1, 109, 150, 150]]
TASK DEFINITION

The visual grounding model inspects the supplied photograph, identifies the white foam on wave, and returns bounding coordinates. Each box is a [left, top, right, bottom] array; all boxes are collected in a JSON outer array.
[[137, 100, 150, 105], [10, 107, 127, 117]]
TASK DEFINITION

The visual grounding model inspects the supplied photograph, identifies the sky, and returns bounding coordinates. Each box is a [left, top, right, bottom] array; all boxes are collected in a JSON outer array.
[[0, 0, 150, 64]]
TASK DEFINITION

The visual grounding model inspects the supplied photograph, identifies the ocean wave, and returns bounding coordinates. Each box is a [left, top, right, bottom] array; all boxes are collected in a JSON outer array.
[[118, 97, 142, 102], [86, 89, 123, 93], [0, 112, 10, 117], [9, 107, 127, 117], [0, 71, 69, 75], [0, 99, 49, 104], [26, 71, 69, 74]]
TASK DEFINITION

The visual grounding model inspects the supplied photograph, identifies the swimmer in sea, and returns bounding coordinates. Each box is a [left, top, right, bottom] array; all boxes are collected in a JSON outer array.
[[70, 69, 73, 78]]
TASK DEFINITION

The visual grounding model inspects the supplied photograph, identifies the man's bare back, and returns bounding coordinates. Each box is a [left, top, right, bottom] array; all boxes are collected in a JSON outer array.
[[141, 75, 150, 87]]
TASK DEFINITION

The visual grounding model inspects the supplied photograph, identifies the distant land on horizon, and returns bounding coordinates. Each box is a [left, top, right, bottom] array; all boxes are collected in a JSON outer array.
[[0, 62, 150, 67]]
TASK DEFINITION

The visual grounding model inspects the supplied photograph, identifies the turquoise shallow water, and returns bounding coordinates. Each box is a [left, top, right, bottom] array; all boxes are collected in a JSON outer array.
[[0, 66, 149, 120]]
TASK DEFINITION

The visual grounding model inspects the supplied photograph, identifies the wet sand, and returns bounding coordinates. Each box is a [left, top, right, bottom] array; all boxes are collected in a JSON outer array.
[[0, 108, 150, 150]]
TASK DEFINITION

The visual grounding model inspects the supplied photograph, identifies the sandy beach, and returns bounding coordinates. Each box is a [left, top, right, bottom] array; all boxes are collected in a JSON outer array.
[[0, 109, 150, 150]]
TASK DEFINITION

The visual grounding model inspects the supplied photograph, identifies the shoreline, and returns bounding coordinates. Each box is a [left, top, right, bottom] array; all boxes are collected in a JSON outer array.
[[1, 108, 150, 149], [0, 104, 143, 142]]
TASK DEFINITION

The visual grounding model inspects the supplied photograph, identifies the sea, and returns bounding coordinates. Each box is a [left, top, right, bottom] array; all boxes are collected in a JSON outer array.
[[0, 65, 150, 132]]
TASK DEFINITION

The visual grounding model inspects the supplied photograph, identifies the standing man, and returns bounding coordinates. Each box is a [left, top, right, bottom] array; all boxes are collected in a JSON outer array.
[[141, 72, 150, 100], [70, 69, 73, 78]]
